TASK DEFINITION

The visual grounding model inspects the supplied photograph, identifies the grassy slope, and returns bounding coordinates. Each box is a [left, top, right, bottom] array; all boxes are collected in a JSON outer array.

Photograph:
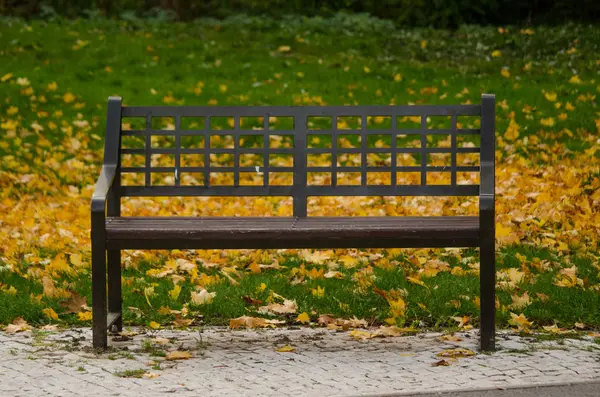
[[0, 15, 599, 331]]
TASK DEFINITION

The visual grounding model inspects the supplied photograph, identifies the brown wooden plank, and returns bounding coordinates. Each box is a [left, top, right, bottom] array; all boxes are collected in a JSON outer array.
[[106, 216, 479, 249]]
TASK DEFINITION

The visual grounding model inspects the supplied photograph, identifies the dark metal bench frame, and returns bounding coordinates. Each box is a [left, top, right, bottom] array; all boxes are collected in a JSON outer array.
[[91, 94, 496, 351]]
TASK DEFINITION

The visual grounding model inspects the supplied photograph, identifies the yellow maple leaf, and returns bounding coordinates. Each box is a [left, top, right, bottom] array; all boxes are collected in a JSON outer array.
[[297, 312, 310, 324], [78, 311, 92, 321], [504, 119, 520, 141], [569, 75, 582, 84], [509, 291, 532, 309], [43, 308, 59, 320], [407, 276, 427, 288], [501, 68, 510, 78], [63, 92, 75, 103], [509, 312, 532, 331], [491, 50, 501, 57], [311, 286, 325, 297], [148, 321, 161, 329], [543, 91, 557, 102]]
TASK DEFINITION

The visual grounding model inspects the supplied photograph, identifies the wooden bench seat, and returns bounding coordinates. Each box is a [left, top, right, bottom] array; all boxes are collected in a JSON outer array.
[[105, 216, 480, 249]]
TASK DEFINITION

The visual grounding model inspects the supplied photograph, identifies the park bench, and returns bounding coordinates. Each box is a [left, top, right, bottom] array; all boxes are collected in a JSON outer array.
[[91, 94, 496, 351]]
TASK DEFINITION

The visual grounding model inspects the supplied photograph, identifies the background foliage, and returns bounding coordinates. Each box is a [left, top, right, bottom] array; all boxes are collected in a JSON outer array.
[[2, 0, 600, 27]]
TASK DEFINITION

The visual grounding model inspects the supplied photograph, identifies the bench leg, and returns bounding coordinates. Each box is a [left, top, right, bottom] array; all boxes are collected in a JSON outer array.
[[92, 231, 107, 350], [107, 249, 122, 332], [480, 236, 496, 351]]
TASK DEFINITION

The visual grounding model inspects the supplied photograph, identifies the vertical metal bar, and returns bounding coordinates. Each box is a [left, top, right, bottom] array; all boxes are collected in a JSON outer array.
[[331, 117, 338, 187], [361, 115, 367, 187], [204, 117, 210, 187], [263, 115, 269, 186], [145, 114, 151, 187], [479, 93, 496, 352], [234, 116, 240, 186], [174, 115, 181, 186], [293, 113, 307, 217], [450, 114, 457, 186], [92, 96, 121, 349], [421, 115, 427, 185], [391, 114, 397, 187], [92, 214, 107, 349]]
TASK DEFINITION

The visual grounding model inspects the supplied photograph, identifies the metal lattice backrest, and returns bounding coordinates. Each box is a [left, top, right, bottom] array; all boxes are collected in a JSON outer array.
[[114, 97, 495, 216]]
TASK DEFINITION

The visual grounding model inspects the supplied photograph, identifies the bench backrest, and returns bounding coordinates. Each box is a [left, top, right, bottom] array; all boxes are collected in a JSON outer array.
[[103, 95, 495, 216]]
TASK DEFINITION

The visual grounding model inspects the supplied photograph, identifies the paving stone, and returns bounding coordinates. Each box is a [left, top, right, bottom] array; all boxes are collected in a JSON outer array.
[[1, 327, 599, 396]]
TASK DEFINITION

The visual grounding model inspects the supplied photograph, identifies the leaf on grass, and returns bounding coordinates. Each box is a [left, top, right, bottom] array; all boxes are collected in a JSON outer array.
[[324, 271, 344, 279], [4, 317, 32, 334], [436, 348, 476, 358], [535, 292, 550, 302], [242, 296, 263, 306], [275, 345, 296, 352], [297, 312, 310, 324], [60, 292, 90, 313], [190, 289, 215, 305], [78, 311, 92, 321], [509, 312, 532, 331], [258, 299, 297, 315], [42, 307, 59, 320], [407, 276, 427, 288], [510, 291, 532, 310], [165, 351, 191, 361]]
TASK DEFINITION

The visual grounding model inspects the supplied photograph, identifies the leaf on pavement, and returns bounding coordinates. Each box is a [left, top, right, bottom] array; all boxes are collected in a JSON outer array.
[[275, 345, 296, 352], [436, 348, 476, 358], [165, 351, 191, 361]]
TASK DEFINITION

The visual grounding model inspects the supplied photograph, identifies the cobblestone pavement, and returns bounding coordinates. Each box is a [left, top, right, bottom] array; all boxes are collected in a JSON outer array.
[[1, 327, 599, 397]]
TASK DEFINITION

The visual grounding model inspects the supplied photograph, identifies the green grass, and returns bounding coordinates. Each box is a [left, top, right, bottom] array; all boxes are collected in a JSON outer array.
[[0, 15, 599, 332]]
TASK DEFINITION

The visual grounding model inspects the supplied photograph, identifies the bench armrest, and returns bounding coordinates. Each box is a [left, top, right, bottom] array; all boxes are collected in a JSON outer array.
[[91, 165, 117, 214]]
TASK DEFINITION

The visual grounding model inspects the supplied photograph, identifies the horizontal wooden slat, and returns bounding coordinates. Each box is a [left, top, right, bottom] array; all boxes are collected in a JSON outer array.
[[106, 216, 480, 249]]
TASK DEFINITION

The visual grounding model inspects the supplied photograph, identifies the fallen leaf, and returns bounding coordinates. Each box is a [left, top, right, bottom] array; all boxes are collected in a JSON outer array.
[[165, 351, 191, 361], [436, 348, 476, 358], [258, 299, 298, 315], [3, 317, 31, 334], [143, 372, 160, 379], [275, 345, 296, 352], [42, 307, 59, 320], [439, 334, 463, 342], [242, 296, 263, 306], [190, 289, 215, 305], [297, 312, 310, 324], [60, 292, 90, 313], [350, 329, 375, 340], [148, 321, 161, 330], [510, 291, 532, 310], [229, 316, 272, 329], [431, 359, 451, 366]]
